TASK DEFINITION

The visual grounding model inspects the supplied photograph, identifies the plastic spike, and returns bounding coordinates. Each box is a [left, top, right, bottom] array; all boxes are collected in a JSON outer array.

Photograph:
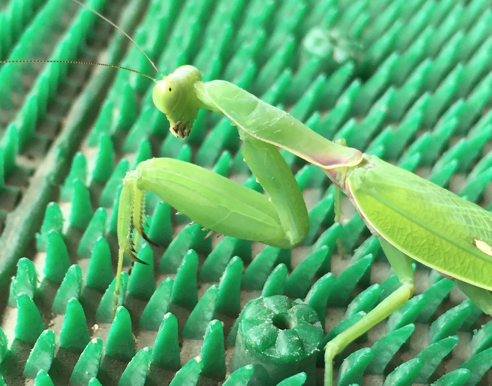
[[69, 338, 103, 386], [0, 327, 7, 364], [123, 107, 154, 152], [262, 69, 292, 106], [99, 159, 129, 208], [432, 369, 471, 386], [105, 306, 135, 362], [77, 207, 107, 258], [382, 359, 424, 386], [35, 371, 55, 386], [171, 249, 199, 309], [201, 320, 226, 380], [85, 237, 113, 292], [338, 214, 367, 253], [213, 151, 231, 177], [302, 198, 335, 246], [128, 244, 155, 300], [200, 236, 251, 282], [414, 336, 459, 383], [276, 373, 308, 386], [429, 159, 458, 187], [60, 152, 87, 201], [15, 293, 44, 343], [289, 74, 326, 122], [96, 272, 128, 323], [88, 101, 113, 146], [52, 265, 83, 314], [133, 139, 152, 169], [159, 224, 211, 273], [108, 185, 122, 235], [417, 279, 455, 323], [159, 133, 184, 159], [458, 347, 492, 386], [284, 246, 329, 298], [118, 347, 152, 386], [10, 257, 37, 304], [429, 302, 471, 344], [314, 222, 342, 274], [0, 124, 19, 176], [366, 324, 415, 374], [196, 119, 239, 167], [147, 202, 172, 247], [168, 356, 202, 386], [387, 294, 427, 332], [177, 144, 192, 162], [262, 263, 288, 297], [328, 256, 373, 307], [461, 300, 482, 332], [319, 62, 354, 109], [345, 284, 382, 318], [115, 84, 137, 131], [338, 348, 374, 386], [69, 180, 93, 230], [242, 246, 289, 290], [216, 256, 243, 317], [59, 298, 90, 352], [222, 365, 254, 386], [92, 134, 114, 183], [88, 379, 102, 386], [23, 329, 55, 378], [152, 313, 181, 371], [43, 230, 70, 284], [182, 285, 219, 340], [139, 277, 174, 331], [294, 165, 314, 192], [471, 319, 492, 355], [304, 273, 336, 326]]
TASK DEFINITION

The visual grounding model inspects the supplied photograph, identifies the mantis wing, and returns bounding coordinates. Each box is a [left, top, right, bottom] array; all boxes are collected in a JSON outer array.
[[347, 155, 492, 290], [197, 80, 363, 169]]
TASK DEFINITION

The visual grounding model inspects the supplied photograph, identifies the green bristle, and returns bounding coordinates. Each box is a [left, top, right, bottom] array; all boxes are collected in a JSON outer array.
[[118, 347, 152, 386], [182, 285, 219, 339], [60, 152, 87, 201], [59, 298, 90, 352], [338, 348, 373, 386], [69, 338, 103, 386], [382, 358, 424, 386], [261, 263, 288, 297], [152, 312, 181, 370], [52, 264, 83, 314], [77, 208, 107, 258], [105, 306, 135, 362], [69, 180, 93, 230], [15, 293, 44, 344], [414, 336, 459, 384], [23, 330, 55, 378]]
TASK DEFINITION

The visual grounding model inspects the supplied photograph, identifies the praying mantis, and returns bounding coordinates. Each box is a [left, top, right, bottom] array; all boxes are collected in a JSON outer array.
[[3, 1, 492, 385]]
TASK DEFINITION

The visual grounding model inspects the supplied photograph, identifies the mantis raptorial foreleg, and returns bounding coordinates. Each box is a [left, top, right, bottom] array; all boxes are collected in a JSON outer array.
[[324, 238, 415, 385]]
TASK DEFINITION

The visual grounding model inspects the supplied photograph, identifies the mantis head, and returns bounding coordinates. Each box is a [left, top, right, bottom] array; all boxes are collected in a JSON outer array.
[[152, 65, 203, 138]]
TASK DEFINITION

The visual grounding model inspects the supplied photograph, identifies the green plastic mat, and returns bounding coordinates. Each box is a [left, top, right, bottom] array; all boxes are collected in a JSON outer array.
[[1, 0, 492, 385]]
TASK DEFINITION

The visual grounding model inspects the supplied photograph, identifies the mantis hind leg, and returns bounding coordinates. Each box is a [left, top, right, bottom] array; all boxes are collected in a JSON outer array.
[[324, 237, 415, 386]]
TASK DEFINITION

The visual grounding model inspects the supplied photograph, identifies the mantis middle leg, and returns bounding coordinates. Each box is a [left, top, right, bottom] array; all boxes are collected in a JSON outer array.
[[324, 237, 415, 386]]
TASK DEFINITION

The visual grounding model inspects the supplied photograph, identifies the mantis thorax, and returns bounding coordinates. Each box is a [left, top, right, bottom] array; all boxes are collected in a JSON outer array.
[[152, 65, 203, 138]]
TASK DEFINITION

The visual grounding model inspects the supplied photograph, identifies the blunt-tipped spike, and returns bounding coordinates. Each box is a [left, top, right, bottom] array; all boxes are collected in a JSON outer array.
[[387, 294, 427, 332], [116, 84, 137, 131], [69, 180, 93, 230], [78, 208, 107, 258], [36, 202, 64, 251], [61, 152, 88, 201], [86, 237, 113, 292], [9, 258, 37, 306], [216, 256, 243, 317], [284, 246, 329, 298], [96, 272, 129, 323], [23, 330, 55, 378], [171, 250, 199, 309], [152, 313, 181, 371], [106, 306, 135, 362], [328, 256, 373, 307], [276, 373, 307, 386], [429, 302, 471, 344], [43, 230, 70, 284], [304, 273, 336, 327], [242, 246, 289, 290], [128, 244, 155, 300], [133, 139, 152, 170], [201, 320, 226, 380], [338, 348, 373, 386], [345, 284, 382, 318], [458, 347, 492, 386], [88, 379, 103, 386], [35, 371, 55, 386], [52, 265, 83, 314], [147, 202, 172, 247], [99, 159, 130, 208], [222, 365, 254, 386], [119, 347, 152, 386], [15, 293, 44, 343], [69, 338, 103, 386], [0, 327, 7, 364], [262, 263, 288, 297], [92, 134, 114, 183], [182, 285, 219, 340], [414, 336, 459, 383], [139, 277, 174, 331], [432, 369, 471, 386], [367, 324, 415, 374], [417, 279, 455, 323], [383, 358, 423, 386], [168, 356, 203, 386], [59, 299, 90, 352], [200, 237, 251, 282]]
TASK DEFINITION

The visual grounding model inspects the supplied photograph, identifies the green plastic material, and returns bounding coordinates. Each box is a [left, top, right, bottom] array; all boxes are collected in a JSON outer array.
[[231, 296, 322, 386]]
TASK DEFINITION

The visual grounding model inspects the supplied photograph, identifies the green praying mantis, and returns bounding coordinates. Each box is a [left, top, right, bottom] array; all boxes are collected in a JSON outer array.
[[4, 1, 492, 385]]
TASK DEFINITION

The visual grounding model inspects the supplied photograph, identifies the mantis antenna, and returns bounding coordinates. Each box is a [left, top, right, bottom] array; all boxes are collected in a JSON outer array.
[[0, 0, 164, 82]]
